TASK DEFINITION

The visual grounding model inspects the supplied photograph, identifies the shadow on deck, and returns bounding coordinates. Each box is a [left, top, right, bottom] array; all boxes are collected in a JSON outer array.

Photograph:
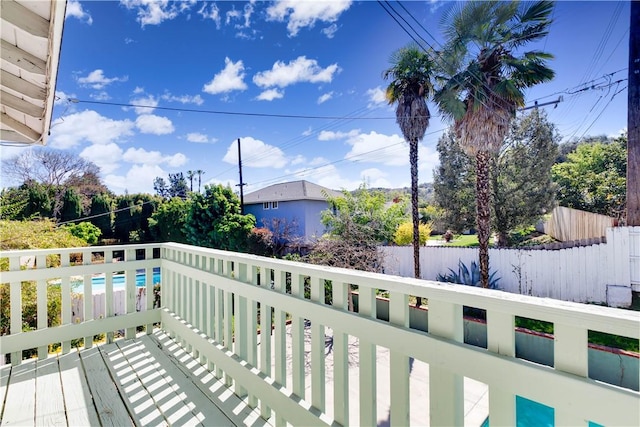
[[0, 331, 269, 426]]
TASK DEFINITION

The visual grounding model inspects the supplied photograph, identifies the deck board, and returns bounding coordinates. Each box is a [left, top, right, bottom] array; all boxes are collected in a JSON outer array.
[[80, 346, 134, 426], [58, 351, 101, 427], [2, 360, 36, 426], [100, 341, 167, 426], [0, 332, 269, 427], [34, 357, 66, 426]]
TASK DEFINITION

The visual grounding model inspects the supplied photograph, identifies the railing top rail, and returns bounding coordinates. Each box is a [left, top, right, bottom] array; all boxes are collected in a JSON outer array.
[[162, 242, 640, 338], [0, 242, 161, 258]]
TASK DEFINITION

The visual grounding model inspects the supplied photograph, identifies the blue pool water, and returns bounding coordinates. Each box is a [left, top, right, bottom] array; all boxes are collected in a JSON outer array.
[[481, 396, 604, 427], [73, 268, 161, 293]]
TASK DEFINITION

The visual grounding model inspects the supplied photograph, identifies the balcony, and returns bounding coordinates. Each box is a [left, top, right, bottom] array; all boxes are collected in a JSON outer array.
[[1, 242, 638, 426]]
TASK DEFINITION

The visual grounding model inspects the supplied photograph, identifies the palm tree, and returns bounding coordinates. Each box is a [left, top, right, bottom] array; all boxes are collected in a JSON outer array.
[[187, 170, 195, 192], [196, 169, 205, 193], [436, 0, 555, 287], [384, 44, 435, 305]]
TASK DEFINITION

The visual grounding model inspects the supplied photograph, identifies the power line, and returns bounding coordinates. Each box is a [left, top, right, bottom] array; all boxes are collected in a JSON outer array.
[[69, 99, 396, 121]]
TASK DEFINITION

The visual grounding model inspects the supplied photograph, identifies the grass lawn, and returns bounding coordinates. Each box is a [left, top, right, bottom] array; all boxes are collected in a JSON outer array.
[[430, 234, 479, 247]]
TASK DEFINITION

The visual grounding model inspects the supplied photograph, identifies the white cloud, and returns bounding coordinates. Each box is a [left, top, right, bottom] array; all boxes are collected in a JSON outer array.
[[317, 91, 334, 104], [54, 91, 75, 105], [253, 56, 340, 88], [318, 129, 360, 141], [186, 132, 214, 143], [135, 114, 175, 135], [91, 91, 111, 101], [226, 7, 241, 25], [129, 94, 158, 114], [161, 92, 204, 105], [266, 0, 352, 37], [366, 86, 387, 107], [290, 155, 306, 165], [124, 37, 135, 44], [222, 137, 287, 168], [345, 131, 407, 166], [322, 24, 338, 38], [133, 86, 145, 94], [122, 147, 186, 167], [203, 57, 248, 94], [198, 2, 221, 28], [79, 143, 123, 174], [290, 164, 359, 191], [49, 110, 135, 149], [105, 164, 167, 194], [360, 168, 392, 188], [77, 69, 127, 89], [256, 88, 284, 101], [120, 0, 192, 27], [66, 0, 93, 24]]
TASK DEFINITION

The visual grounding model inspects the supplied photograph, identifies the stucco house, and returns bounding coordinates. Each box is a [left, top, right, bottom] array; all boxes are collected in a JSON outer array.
[[243, 180, 342, 248]]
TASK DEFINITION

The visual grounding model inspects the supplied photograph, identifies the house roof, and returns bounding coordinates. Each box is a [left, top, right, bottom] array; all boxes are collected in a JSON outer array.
[[1, 0, 67, 145], [244, 180, 342, 204]]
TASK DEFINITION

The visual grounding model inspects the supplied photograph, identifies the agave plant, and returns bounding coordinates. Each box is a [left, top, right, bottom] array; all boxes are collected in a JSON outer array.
[[436, 259, 500, 289]]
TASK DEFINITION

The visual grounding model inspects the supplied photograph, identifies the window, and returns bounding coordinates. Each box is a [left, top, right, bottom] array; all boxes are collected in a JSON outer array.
[[263, 202, 270, 210], [271, 201, 278, 209]]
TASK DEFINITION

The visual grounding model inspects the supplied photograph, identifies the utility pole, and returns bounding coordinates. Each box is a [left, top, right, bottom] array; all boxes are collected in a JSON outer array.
[[628, 1, 639, 225], [236, 138, 247, 214]]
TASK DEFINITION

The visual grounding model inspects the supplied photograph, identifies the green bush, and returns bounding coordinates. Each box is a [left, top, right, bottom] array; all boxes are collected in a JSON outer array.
[[63, 221, 102, 245], [394, 221, 432, 246]]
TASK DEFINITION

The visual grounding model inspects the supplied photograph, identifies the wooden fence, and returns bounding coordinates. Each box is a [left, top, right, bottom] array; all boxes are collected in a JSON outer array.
[[71, 287, 148, 323], [539, 206, 616, 241], [381, 226, 638, 306]]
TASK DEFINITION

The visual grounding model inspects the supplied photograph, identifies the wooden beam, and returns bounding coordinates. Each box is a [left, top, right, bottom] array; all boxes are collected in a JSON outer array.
[[0, 112, 41, 142], [1, 1, 50, 38], [1, 69, 45, 100], [0, 40, 46, 75], [0, 129, 34, 144], [628, 1, 640, 225], [1, 90, 42, 117]]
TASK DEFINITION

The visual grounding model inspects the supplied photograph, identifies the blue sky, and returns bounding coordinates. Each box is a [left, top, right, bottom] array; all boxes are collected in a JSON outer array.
[[6, 0, 630, 195]]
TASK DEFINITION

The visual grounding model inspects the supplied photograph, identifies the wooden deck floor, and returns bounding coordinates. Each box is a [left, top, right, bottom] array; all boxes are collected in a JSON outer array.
[[0, 331, 269, 426]]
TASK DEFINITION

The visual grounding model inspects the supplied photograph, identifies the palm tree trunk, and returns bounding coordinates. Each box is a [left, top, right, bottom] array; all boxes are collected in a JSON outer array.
[[476, 150, 491, 288], [410, 139, 422, 306]]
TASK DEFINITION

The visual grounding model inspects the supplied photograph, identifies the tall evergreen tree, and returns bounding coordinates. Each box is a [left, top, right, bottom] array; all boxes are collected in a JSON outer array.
[[60, 188, 82, 224], [90, 193, 113, 238]]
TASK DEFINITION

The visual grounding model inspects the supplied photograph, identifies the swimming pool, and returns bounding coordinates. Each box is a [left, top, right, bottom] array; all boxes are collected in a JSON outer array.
[[481, 396, 604, 427], [72, 267, 161, 293]]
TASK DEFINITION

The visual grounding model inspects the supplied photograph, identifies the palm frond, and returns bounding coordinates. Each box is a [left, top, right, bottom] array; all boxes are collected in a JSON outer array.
[[518, 0, 554, 24]]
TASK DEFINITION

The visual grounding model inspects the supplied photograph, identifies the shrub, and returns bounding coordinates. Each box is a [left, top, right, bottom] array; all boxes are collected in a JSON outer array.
[[436, 259, 501, 289], [63, 221, 102, 245], [394, 221, 432, 246]]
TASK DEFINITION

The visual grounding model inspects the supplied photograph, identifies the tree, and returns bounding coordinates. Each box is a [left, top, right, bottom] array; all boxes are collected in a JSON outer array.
[[187, 170, 195, 192], [184, 184, 255, 252], [153, 177, 170, 198], [89, 193, 113, 238], [63, 222, 102, 245], [434, 110, 559, 246], [492, 109, 559, 245], [321, 185, 408, 244], [60, 188, 82, 224], [148, 197, 191, 243], [196, 169, 205, 193], [311, 185, 408, 273], [552, 135, 626, 219], [436, 0, 555, 287], [24, 181, 53, 219], [383, 43, 436, 299], [433, 129, 476, 233]]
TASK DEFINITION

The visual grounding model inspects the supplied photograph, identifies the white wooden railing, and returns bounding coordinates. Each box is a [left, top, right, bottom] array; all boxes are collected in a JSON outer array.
[[1, 242, 639, 426]]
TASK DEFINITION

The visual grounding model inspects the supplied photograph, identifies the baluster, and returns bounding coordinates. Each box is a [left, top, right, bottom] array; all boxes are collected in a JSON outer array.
[[105, 251, 114, 344], [359, 285, 377, 426], [389, 290, 409, 427], [259, 266, 273, 420], [84, 250, 95, 346], [145, 248, 154, 334], [247, 264, 258, 408], [273, 269, 288, 427], [291, 274, 305, 400], [235, 262, 248, 397], [554, 322, 588, 426], [36, 255, 47, 359], [428, 299, 464, 426], [61, 252, 72, 352], [487, 310, 516, 426], [310, 276, 325, 412], [332, 281, 349, 426], [9, 256, 21, 365], [125, 248, 136, 339]]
